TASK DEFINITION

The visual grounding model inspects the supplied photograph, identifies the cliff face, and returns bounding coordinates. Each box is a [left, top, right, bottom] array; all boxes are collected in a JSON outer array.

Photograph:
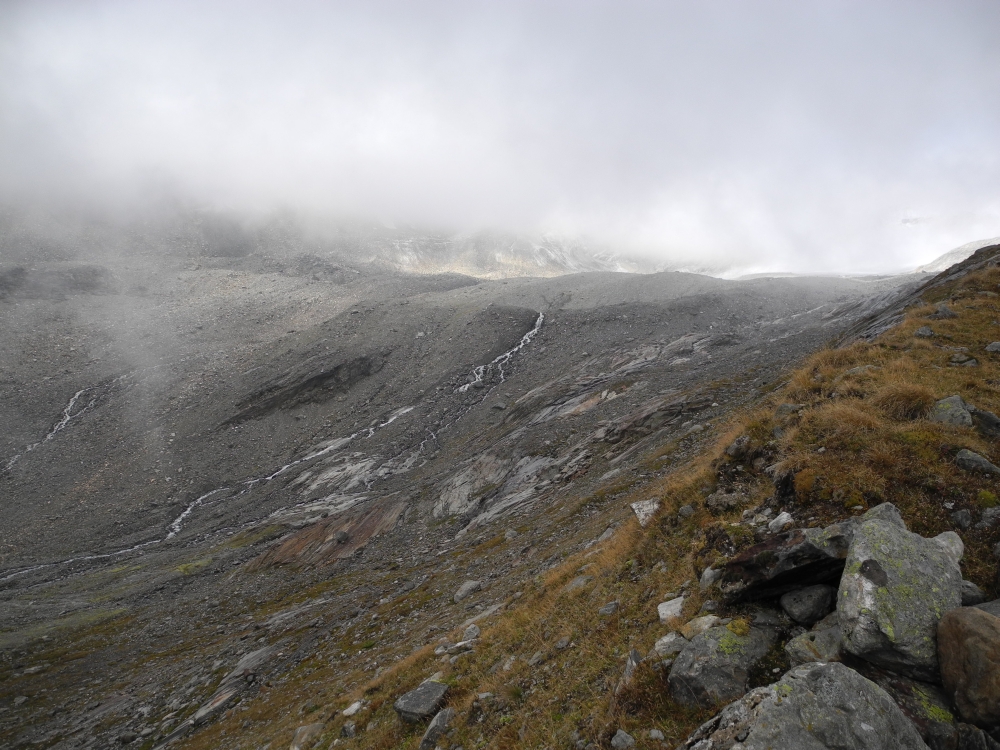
[[0, 212, 933, 749]]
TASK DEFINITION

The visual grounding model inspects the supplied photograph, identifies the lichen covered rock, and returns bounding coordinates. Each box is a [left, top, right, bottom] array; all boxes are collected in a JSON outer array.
[[668, 624, 778, 708], [838, 503, 962, 681], [677, 661, 929, 750]]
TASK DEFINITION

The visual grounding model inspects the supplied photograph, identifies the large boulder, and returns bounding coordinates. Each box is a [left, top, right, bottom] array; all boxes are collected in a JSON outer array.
[[719, 519, 856, 601], [938, 607, 1000, 729], [677, 661, 928, 749], [668, 624, 779, 708], [838, 503, 962, 681]]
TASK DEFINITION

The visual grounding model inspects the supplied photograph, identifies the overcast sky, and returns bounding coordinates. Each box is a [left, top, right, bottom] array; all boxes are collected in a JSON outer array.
[[2, 1, 999, 274]]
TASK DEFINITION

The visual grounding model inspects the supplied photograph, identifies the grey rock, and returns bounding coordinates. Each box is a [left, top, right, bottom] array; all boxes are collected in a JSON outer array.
[[555, 636, 571, 650], [680, 615, 723, 640], [699, 566, 722, 591], [987, 342, 1000, 353], [785, 626, 843, 666], [934, 531, 965, 564], [563, 575, 593, 594], [955, 449, 1000, 475], [527, 650, 544, 667], [630, 499, 660, 526], [610, 729, 636, 749], [653, 631, 689, 658], [978, 508, 1000, 529], [668, 625, 779, 708], [775, 403, 807, 419], [812, 610, 839, 631], [952, 509, 974, 530], [725, 434, 751, 459], [975, 599, 1000, 618], [393, 680, 449, 723], [930, 303, 959, 319], [677, 504, 695, 519], [677, 662, 928, 750], [780, 585, 835, 625], [341, 721, 356, 738], [657, 596, 685, 623], [839, 503, 962, 680], [853, 664, 958, 750], [453, 580, 482, 602], [290, 723, 325, 750], [616, 649, 643, 695], [705, 491, 748, 513], [970, 407, 1000, 439], [956, 723, 1000, 750], [930, 395, 973, 427], [598, 601, 619, 616], [962, 581, 987, 606], [419, 707, 456, 750], [13, 696, 27, 706], [768, 511, 794, 534], [916, 326, 936, 337], [463, 623, 480, 641], [648, 729, 665, 740]]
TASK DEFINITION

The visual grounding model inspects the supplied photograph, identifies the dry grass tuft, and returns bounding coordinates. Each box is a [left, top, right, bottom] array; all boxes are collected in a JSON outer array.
[[871, 383, 936, 420]]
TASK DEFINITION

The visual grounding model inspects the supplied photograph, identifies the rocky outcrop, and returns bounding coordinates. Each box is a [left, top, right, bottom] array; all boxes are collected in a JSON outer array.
[[677, 662, 929, 749], [838, 504, 962, 681], [719, 519, 856, 601], [668, 624, 779, 708], [938, 607, 1000, 729]]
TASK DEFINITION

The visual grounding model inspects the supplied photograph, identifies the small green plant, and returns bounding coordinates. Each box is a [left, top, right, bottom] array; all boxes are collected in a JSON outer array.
[[978, 489, 999, 508]]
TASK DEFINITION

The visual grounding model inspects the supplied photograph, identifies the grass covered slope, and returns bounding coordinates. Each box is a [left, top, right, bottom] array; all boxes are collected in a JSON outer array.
[[181, 263, 1000, 750]]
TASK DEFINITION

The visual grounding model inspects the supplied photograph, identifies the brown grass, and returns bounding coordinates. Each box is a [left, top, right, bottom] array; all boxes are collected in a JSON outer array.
[[871, 382, 936, 420]]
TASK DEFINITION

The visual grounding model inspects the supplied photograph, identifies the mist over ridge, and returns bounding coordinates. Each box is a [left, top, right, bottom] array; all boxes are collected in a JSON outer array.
[[2, 1, 1000, 275]]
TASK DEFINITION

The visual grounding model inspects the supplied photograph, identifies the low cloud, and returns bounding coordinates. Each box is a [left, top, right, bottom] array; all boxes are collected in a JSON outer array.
[[2, 0, 999, 273]]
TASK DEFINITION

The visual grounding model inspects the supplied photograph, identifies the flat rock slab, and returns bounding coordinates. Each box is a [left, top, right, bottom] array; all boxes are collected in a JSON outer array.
[[720, 520, 856, 601], [394, 680, 449, 723], [668, 625, 778, 708], [839, 503, 962, 681], [677, 661, 929, 750], [938, 607, 1000, 728]]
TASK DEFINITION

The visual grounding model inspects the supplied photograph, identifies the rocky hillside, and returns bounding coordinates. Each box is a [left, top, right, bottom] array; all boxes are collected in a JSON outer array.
[[1, 211, 997, 750], [270, 243, 1000, 750]]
